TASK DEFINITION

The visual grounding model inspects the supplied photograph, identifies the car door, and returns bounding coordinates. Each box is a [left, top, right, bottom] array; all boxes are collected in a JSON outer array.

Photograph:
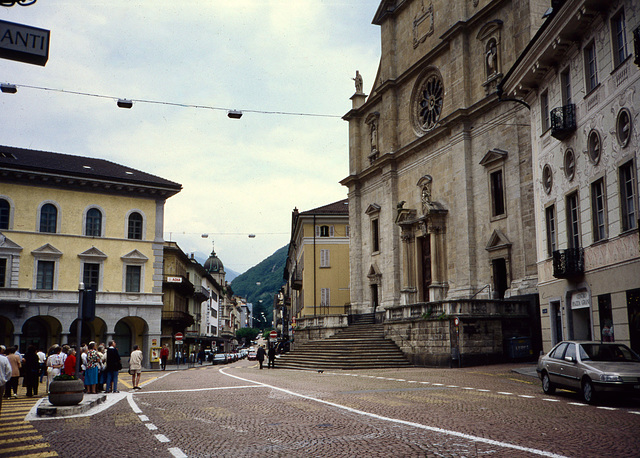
[[559, 342, 582, 389], [546, 342, 569, 386]]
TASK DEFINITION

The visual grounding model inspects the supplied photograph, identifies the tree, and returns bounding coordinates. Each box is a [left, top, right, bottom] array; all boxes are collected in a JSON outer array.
[[236, 327, 260, 345]]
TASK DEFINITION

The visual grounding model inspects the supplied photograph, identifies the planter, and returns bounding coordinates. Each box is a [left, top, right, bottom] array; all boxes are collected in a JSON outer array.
[[48, 379, 85, 406]]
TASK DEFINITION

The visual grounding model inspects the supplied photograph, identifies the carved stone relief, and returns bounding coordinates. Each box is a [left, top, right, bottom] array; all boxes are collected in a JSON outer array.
[[413, 2, 434, 49]]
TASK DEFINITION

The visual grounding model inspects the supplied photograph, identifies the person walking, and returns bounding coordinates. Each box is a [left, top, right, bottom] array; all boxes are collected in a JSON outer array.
[[4, 347, 21, 398], [160, 344, 169, 370], [129, 345, 143, 390], [105, 341, 122, 393], [0, 346, 13, 415], [256, 345, 266, 370], [23, 345, 40, 397], [267, 344, 276, 369], [37, 348, 46, 383]]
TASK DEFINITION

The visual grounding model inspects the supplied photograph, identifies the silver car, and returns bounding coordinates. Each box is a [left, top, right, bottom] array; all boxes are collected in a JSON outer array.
[[536, 341, 640, 403]]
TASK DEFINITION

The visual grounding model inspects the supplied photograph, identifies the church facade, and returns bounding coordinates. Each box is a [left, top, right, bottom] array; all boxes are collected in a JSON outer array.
[[342, 0, 548, 362]]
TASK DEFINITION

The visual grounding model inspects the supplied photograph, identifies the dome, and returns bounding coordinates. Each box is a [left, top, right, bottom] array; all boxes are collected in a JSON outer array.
[[204, 248, 224, 274]]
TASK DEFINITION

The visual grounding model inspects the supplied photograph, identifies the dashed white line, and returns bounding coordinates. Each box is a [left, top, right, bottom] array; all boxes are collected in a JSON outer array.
[[220, 367, 569, 458], [518, 395, 536, 399], [145, 423, 158, 430], [139, 415, 149, 421], [497, 392, 513, 396], [155, 434, 170, 443], [597, 406, 618, 411], [168, 448, 187, 458]]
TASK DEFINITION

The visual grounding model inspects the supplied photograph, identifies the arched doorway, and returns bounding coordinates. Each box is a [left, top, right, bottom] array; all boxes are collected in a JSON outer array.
[[114, 321, 132, 357], [68, 319, 94, 348], [0, 316, 15, 348], [21, 317, 50, 352]]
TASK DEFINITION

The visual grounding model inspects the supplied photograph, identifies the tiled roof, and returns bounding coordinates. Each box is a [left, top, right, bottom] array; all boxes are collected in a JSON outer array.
[[0, 144, 182, 191], [301, 198, 349, 216]]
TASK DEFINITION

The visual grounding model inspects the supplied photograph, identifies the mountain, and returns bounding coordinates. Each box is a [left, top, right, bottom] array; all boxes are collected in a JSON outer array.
[[230, 245, 288, 327]]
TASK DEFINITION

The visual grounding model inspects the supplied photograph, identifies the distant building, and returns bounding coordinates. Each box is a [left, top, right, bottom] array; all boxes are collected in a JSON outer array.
[[162, 242, 223, 361], [283, 199, 350, 338], [203, 245, 236, 352], [499, 0, 640, 353], [0, 145, 181, 366]]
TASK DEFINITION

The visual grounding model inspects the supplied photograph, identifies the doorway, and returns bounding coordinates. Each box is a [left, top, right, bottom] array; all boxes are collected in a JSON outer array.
[[492, 258, 508, 300], [549, 300, 563, 345], [420, 235, 432, 302]]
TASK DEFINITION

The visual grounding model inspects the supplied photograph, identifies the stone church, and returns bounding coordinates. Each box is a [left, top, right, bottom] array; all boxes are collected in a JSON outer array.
[[342, 0, 549, 362]]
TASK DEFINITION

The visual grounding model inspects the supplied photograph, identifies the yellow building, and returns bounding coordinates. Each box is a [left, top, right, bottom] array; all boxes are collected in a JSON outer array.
[[284, 199, 350, 323], [0, 145, 181, 365]]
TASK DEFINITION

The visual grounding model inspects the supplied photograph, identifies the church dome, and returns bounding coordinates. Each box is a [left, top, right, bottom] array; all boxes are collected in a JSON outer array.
[[204, 248, 224, 274]]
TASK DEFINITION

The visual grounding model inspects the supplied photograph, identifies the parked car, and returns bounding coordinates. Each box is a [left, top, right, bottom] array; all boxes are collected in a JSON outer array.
[[212, 353, 229, 365], [536, 341, 640, 403], [248, 347, 257, 360]]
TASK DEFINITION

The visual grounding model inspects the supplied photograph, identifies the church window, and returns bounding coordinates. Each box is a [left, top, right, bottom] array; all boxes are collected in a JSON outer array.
[[413, 71, 444, 133], [490, 169, 505, 217]]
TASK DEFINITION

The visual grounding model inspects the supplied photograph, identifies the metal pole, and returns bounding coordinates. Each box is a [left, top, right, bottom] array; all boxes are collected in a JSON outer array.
[[75, 282, 84, 376]]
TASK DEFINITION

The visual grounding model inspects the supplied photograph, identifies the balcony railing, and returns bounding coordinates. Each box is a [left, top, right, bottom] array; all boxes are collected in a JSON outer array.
[[551, 103, 576, 140], [161, 310, 195, 327], [552, 248, 584, 279]]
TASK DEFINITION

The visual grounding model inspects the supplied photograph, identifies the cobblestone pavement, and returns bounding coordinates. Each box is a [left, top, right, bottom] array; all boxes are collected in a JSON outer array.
[[18, 361, 640, 458]]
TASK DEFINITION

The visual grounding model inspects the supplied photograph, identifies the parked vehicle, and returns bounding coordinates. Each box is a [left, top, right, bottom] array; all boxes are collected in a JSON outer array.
[[536, 341, 640, 404], [212, 353, 229, 365], [248, 347, 257, 360]]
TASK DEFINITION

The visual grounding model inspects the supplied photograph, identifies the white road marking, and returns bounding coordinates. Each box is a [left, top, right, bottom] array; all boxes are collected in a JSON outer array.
[[497, 392, 513, 395], [145, 423, 158, 430], [139, 415, 149, 421], [168, 448, 187, 458], [518, 395, 535, 398], [219, 367, 569, 458], [133, 385, 262, 394], [155, 434, 170, 443]]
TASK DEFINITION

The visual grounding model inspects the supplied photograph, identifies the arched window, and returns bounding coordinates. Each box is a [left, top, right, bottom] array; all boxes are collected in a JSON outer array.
[[39, 203, 57, 233], [127, 212, 143, 240], [86, 208, 102, 237], [0, 199, 10, 230]]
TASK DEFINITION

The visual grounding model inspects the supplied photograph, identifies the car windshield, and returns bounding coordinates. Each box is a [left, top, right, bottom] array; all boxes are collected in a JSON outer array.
[[579, 344, 640, 362]]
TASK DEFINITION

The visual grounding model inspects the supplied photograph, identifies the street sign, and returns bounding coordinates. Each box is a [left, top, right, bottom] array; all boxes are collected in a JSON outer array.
[[0, 19, 50, 66], [453, 317, 460, 327], [269, 331, 277, 339], [175, 340, 183, 345], [175, 332, 184, 341]]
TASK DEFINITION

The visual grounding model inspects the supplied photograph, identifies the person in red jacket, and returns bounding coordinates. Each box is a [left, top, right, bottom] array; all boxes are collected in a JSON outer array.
[[160, 344, 169, 371], [63, 347, 77, 377]]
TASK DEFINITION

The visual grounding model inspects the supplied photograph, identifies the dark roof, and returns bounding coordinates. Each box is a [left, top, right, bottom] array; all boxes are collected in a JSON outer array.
[[300, 198, 349, 216], [0, 145, 182, 194]]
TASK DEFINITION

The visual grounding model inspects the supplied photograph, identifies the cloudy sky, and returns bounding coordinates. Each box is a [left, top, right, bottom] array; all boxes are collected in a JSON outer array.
[[1, 0, 381, 274]]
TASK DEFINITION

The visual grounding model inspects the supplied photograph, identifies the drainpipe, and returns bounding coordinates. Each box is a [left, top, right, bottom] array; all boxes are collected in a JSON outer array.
[[313, 214, 316, 316]]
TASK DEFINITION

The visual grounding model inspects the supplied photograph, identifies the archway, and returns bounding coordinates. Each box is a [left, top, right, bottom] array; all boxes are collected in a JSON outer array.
[[114, 321, 132, 357], [21, 317, 59, 352], [0, 316, 15, 348]]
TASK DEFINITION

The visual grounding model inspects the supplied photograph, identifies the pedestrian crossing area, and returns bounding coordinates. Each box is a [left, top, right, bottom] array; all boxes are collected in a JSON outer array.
[[0, 396, 58, 458]]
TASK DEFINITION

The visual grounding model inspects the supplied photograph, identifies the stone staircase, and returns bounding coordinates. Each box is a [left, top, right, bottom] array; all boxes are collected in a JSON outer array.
[[275, 314, 412, 370]]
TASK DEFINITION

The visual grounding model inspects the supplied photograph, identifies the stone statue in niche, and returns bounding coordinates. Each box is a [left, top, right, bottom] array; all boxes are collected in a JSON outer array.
[[353, 70, 363, 93], [486, 39, 498, 76], [370, 119, 378, 152], [418, 175, 433, 215]]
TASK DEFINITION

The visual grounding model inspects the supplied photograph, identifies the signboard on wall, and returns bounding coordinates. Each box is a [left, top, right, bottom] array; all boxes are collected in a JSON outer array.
[[0, 19, 50, 66], [571, 291, 590, 309]]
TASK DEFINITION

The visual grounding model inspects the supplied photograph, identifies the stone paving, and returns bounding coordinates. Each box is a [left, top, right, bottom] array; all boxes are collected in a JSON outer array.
[[14, 361, 640, 457]]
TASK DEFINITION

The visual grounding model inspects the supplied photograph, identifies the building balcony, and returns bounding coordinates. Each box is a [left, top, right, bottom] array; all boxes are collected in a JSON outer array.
[[194, 285, 210, 302], [291, 269, 302, 290], [161, 310, 195, 327], [550, 103, 576, 140], [552, 248, 584, 279], [163, 274, 195, 296]]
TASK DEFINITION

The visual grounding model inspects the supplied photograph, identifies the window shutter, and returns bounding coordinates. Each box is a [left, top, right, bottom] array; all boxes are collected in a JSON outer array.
[[330, 225, 334, 237], [315, 225, 320, 237]]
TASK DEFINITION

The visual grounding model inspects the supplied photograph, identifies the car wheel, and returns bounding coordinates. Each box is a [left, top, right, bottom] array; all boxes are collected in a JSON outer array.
[[541, 372, 555, 395], [581, 378, 597, 404]]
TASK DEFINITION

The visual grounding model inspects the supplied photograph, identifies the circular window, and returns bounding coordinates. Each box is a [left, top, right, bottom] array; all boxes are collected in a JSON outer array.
[[413, 72, 444, 133], [616, 108, 632, 147], [563, 149, 576, 181], [587, 129, 602, 164], [542, 164, 553, 194]]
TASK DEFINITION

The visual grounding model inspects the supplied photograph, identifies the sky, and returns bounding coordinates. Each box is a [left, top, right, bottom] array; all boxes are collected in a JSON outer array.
[[0, 0, 381, 275]]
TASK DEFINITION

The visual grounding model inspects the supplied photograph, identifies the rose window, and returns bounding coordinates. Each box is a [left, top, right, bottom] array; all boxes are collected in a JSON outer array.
[[417, 75, 444, 131]]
